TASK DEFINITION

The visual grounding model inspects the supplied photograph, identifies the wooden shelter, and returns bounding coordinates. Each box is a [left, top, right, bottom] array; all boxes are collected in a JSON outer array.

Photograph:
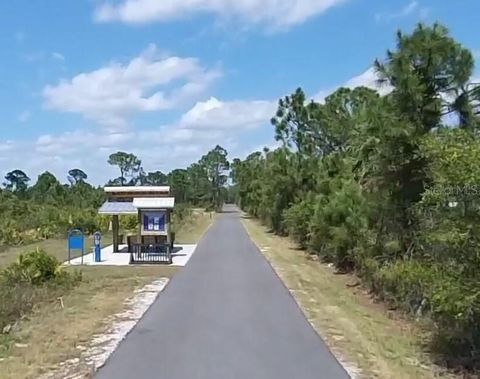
[[98, 186, 175, 263]]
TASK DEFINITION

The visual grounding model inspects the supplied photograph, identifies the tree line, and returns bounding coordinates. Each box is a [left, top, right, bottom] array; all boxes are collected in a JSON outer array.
[[231, 23, 480, 369], [106, 145, 230, 209], [0, 145, 230, 246]]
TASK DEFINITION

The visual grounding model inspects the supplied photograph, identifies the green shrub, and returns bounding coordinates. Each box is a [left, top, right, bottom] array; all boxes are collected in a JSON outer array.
[[2, 249, 60, 285], [365, 258, 480, 369], [375, 260, 437, 315], [429, 277, 480, 369], [356, 257, 381, 291], [308, 177, 369, 270], [231, 24, 480, 372], [0, 249, 82, 332], [171, 204, 192, 234], [173, 204, 192, 223], [120, 215, 138, 233], [283, 196, 315, 249], [0, 185, 106, 247]]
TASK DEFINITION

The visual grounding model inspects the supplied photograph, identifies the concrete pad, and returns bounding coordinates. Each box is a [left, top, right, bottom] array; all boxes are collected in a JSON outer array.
[[170, 245, 197, 266], [65, 244, 197, 267]]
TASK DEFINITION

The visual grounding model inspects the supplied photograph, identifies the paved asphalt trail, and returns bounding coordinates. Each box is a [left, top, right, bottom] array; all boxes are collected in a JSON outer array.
[[96, 206, 350, 379]]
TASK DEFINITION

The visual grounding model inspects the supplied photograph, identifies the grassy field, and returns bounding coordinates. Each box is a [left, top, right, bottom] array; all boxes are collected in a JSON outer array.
[[0, 210, 214, 379], [0, 266, 178, 379], [0, 233, 113, 268], [0, 209, 214, 268], [241, 216, 455, 379]]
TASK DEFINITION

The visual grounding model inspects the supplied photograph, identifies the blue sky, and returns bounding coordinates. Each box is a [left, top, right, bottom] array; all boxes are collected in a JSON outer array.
[[0, 0, 478, 184]]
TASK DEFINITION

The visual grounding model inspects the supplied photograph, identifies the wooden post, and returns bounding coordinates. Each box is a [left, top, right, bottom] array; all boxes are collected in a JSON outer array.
[[137, 210, 142, 243], [166, 210, 171, 246], [112, 215, 119, 253]]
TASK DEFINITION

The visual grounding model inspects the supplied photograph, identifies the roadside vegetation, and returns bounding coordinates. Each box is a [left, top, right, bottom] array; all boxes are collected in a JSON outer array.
[[0, 205, 213, 379], [0, 143, 228, 377], [0, 264, 177, 379], [231, 23, 480, 374], [0, 145, 229, 249], [0, 249, 82, 337], [243, 216, 455, 379], [0, 234, 113, 268], [172, 207, 215, 244]]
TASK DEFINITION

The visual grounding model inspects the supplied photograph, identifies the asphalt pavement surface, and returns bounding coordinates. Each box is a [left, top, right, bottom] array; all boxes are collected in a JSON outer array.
[[96, 205, 350, 379]]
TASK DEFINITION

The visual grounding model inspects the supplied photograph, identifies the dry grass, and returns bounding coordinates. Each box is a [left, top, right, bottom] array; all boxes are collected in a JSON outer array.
[[0, 265, 177, 379], [175, 209, 215, 244], [0, 210, 213, 379], [241, 216, 456, 379], [0, 233, 113, 268]]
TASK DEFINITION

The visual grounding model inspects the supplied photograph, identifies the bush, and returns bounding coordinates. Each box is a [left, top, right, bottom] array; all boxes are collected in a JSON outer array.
[[120, 215, 138, 233], [308, 176, 369, 270], [2, 249, 60, 285], [171, 204, 192, 234], [0, 249, 82, 331], [283, 196, 315, 249], [429, 277, 480, 369], [375, 260, 437, 315], [0, 185, 106, 247], [173, 204, 192, 223], [364, 258, 480, 369]]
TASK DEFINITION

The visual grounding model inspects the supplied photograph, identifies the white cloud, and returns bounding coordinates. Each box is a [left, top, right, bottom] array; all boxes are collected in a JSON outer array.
[[52, 52, 65, 61], [179, 97, 276, 130], [315, 67, 393, 102], [0, 141, 14, 153], [94, 0, 346, 29], [344, 67, 393, 96], [234, 140, 282, 160], [18, 110, 31, 123], [0, 94, 275, 184], [43, 44, 221, 129], [375, 1, 429, 23]]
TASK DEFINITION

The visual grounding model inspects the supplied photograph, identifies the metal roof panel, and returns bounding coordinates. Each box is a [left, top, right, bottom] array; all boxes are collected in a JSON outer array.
[[132, 197, 175, 209], [104, 186, 170, 193], [98, 201, 138, 215]]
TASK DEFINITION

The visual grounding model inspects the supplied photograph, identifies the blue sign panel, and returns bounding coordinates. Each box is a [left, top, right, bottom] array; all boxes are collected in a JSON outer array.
[[69, 235, 84, 250], [67, 229, 85, 263], [143, 211, 166, 232]]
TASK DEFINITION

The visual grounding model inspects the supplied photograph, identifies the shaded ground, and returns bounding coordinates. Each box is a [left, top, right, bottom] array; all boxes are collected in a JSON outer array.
[[96, 205, 349, 379]]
